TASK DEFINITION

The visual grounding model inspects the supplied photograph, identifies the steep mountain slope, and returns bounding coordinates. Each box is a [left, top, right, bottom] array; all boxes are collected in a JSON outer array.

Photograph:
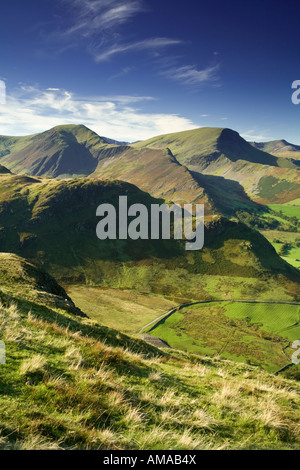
[[133, 128, 300, 203], [91, 145, 263, 215], [91, 145, 211, 206], [0, 125, 130, 178], [134, 128, 300, 169], [0, 125, 211, 207], [0, 170, 298, 303]]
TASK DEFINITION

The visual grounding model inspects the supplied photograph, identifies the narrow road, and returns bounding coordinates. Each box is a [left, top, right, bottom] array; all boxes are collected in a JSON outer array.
[[138, 298, 300, 374], [138, 298, 300, 335]]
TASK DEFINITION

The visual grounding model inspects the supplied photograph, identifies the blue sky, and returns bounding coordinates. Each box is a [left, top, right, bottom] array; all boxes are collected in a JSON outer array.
[[1, 0, 300, 143]]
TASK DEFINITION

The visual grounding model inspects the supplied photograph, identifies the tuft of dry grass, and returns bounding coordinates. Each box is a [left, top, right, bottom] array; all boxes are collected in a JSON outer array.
[[20, 354, 47, 376]]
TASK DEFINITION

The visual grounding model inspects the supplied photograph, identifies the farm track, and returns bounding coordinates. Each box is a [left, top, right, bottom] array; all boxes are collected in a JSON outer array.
[[138, 299, 300, 335], [138, 299, 300, 374]]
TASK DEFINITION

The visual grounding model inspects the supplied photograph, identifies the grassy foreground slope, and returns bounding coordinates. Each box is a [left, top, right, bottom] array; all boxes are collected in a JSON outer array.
[[134, 128, 300, 204], [0, 255, 299, 450], [0, 171, 299, 302]]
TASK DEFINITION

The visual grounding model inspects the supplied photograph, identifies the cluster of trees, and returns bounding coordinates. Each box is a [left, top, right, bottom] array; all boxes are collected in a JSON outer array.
[[236, 210, 280, 230], [278, 242, 292, 256]]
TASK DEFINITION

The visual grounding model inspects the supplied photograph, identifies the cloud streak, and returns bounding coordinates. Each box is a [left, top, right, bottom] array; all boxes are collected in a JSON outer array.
[[0, 86, 198, 141], [39, 1, 222, 90], [94, 37, 182, 62], [61, 0, 144, 37], [162, 64, 220, 87]]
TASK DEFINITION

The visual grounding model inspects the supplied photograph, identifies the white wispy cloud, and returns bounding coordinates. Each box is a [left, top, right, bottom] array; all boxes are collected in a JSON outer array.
[[162, 64, 220, 87], [45, 1, 183, 69], [0, 86, 198, 141], [61, 0, 144, 37], [94, 37, 182, 62], [37, 1, 222, 90]]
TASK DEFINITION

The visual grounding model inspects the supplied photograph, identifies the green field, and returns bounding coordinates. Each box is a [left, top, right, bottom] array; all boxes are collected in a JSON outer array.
[[149, 301, 300, 372], [260, 229, 300, 270], [267, 203, 300, 219]]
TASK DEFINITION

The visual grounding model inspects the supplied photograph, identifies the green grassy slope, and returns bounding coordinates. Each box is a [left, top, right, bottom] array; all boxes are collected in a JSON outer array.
[[66, 286, 176, 334], [267, 203, 300, 219], [133, 128, 300, 204], [0, 257, 299, 449], [261, 230, 300, 270], [0, 171, 299, 303]]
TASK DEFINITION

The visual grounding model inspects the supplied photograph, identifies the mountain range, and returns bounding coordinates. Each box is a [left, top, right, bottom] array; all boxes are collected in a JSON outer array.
[[0, 124, 299, 216]]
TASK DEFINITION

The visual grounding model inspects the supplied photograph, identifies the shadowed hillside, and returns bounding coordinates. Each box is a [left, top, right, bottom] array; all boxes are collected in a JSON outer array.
[[0, 170, 298, 303]]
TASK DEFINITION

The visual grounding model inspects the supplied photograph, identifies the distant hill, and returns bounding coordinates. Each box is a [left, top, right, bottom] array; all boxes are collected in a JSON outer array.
[[133, 128, 300, 169], [0, 125, 115, 178], [0, 124, 299, 205], [133, 127, 300, 203], [0, 124, 132, 178], [251, 139, 300, 161]]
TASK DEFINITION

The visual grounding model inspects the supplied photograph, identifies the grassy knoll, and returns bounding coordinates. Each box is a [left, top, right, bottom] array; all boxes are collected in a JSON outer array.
[[149, 302, 300, 372]]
